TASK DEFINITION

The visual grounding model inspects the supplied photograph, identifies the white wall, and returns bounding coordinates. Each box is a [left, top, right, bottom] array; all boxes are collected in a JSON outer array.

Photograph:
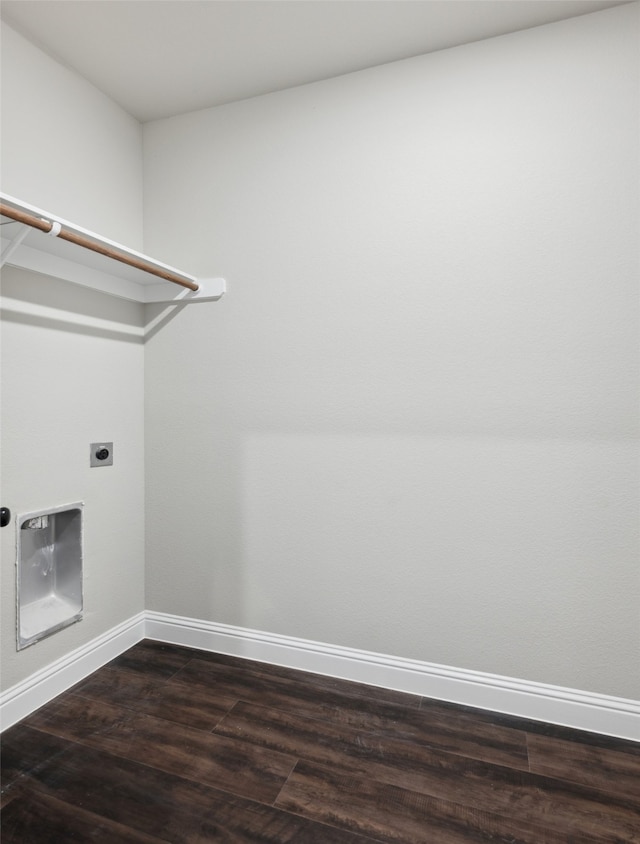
[[143, 4, 639, 699], [0, 24, 145, 690], [0, 23, 143, 248]]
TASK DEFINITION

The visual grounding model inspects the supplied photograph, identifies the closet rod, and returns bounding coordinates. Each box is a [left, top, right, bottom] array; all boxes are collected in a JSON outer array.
[[0, 203, 200, 292]]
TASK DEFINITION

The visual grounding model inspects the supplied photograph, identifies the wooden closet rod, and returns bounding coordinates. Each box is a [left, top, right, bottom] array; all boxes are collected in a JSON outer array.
[[0, 203, 200, 292]]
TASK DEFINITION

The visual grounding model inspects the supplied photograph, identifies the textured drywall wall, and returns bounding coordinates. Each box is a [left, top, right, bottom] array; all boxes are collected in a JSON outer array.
[[0, 23, 143, 248], [0, 268, 145, 690], [0, 26, 146, 691], [143, 4, 639, 698]]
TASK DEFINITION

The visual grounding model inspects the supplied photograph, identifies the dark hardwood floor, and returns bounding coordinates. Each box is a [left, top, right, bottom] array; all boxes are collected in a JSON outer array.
[[2, 640, 639, 842]]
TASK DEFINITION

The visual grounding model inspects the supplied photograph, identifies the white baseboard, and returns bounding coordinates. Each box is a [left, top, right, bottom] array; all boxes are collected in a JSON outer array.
[[2, 610, 638, 741], [0, 612, 145, 731], [145, 611, 640, 742]]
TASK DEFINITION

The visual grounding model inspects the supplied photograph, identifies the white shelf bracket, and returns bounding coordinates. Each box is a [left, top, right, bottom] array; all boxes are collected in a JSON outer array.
[[45, 220, 62, 238], [1, 224, 30, 268]]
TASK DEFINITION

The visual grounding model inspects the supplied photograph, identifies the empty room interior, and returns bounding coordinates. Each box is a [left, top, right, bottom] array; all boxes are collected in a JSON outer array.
[[0, 1, 638, 841]]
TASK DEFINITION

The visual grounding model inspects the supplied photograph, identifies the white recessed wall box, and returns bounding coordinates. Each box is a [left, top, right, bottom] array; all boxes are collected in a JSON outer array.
[[17, 503, 84, 649]]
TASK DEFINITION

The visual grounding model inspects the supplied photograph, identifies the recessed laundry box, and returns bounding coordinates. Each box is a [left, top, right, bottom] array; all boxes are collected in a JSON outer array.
[[16, 503, 83, 649]]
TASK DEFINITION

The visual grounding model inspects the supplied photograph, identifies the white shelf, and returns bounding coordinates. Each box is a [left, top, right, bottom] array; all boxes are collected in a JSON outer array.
[[0, 193, 225, 304]]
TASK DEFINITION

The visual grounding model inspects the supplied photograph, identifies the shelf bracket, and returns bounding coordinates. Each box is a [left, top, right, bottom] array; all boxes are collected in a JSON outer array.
[[1, 223, 30, 268]]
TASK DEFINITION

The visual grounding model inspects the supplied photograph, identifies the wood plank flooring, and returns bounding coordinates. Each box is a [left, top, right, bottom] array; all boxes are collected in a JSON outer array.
[[2, 639, 639, 842]]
